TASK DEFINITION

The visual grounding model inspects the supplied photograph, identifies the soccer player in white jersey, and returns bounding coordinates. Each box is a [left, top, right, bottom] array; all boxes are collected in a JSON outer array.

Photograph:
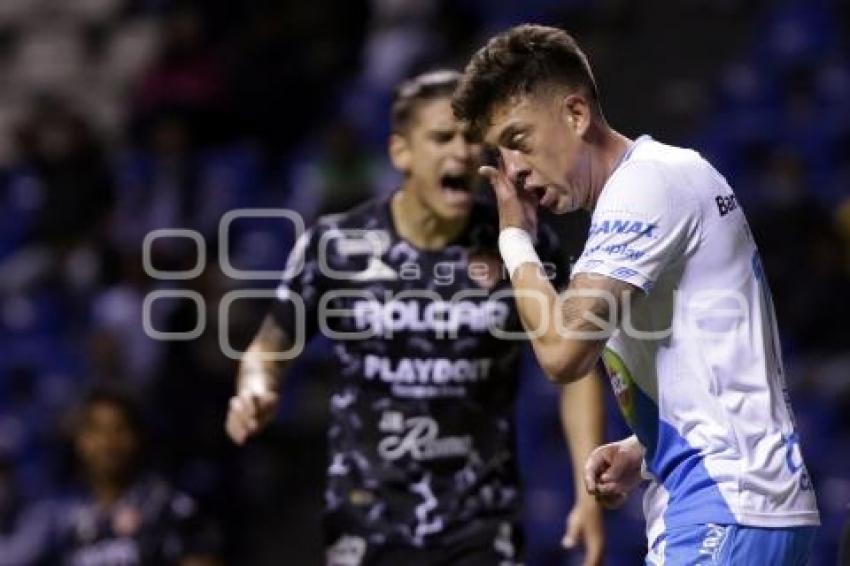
[[453, 24, 820, 564]]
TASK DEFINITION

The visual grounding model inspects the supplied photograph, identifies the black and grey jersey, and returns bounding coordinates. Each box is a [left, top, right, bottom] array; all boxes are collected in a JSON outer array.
[[50, 476, 220, 566], [270, 195, 572, 547]]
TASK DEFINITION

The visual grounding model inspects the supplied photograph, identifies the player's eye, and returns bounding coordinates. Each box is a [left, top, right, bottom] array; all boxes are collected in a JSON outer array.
[[510, 134, 529, 151], [432, 131, 454, 144]]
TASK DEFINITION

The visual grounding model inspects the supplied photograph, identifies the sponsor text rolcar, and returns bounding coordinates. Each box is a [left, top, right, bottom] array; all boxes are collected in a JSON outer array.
[[352, 298, 509, 335]]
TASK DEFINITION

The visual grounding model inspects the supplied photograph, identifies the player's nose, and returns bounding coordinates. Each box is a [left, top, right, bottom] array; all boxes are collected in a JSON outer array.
[[498, 147, 531, 187]]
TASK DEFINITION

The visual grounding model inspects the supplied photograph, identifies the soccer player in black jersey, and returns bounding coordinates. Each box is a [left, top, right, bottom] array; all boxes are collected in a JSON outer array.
[[49, 390, 222, 566], [225, 70, 606, 565]]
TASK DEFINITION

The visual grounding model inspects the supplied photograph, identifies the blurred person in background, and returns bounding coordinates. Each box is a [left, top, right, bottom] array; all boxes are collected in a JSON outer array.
[[0, 98, 114, 296], [47, 388, 222, 566], [225, 69, 606, 565], [133, 3, 229, 146]]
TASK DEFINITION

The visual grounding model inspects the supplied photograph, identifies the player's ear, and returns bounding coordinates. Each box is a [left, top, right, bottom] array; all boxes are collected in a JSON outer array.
[[561, 93, 591, 138], [389, 132, 412, 174]]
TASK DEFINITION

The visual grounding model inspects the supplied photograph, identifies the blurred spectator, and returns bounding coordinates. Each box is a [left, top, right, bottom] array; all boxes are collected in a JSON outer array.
[[15, 98, 113, 251], [229, 0, 368, 155], [749, 149, 850, 353], [48, 388, 222, 565], [111, 113, 196, 254], [0, 99, 113, 296], [133, 4, 229, 145], [88, 252, 162, 393]]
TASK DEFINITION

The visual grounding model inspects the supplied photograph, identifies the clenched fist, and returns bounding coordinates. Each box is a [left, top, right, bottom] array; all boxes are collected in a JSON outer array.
[[584, 435, 645, 509]]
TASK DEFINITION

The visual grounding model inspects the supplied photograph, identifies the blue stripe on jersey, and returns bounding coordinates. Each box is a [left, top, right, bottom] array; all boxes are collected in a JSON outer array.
[[653, 420, 737, 528], [627, 383, 736, 528], [605, 349, 737, 528]]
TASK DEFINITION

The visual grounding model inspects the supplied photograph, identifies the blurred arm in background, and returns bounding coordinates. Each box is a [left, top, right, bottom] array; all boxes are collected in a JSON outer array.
[[559, 367, 606, 566], [225, 315, 291, 445]]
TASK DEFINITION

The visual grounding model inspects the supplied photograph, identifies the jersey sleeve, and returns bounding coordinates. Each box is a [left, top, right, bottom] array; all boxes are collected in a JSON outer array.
[[571, 160, 701, 292], [268, 225, 326, 343]]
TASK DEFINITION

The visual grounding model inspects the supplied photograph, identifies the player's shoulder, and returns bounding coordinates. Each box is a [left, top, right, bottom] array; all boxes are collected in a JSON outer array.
[[299, 196, 392, 247], [625, 137, 719, 190], [629, 136, 701, 164], [602, 137, 709, 212], [314, 197, 390, 232]]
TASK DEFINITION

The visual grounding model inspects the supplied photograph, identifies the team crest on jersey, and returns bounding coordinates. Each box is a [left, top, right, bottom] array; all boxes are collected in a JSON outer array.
[[602, 348, 637, 428]]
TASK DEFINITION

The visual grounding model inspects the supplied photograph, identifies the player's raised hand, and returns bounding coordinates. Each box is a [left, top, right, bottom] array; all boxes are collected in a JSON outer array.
[[479, 163, 538, 235], [584, 436, 644, 509], [225, 364, 279, 445]]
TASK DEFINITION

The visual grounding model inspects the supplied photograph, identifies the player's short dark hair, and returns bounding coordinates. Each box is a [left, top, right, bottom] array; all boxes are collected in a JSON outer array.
[[391, 69, 461, 134], [452, 24, 600, 139]]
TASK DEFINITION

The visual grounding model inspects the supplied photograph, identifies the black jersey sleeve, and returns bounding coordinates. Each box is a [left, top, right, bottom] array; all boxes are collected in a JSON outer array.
[[268, 224, 327, 344]]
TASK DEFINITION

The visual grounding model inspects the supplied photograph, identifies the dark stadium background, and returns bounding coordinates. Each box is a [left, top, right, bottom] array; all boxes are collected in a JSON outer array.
[[0, 0, 848, 564]]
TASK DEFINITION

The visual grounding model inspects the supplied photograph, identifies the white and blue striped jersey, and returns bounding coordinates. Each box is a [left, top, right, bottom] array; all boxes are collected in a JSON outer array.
[[572, 136, 820, 548]]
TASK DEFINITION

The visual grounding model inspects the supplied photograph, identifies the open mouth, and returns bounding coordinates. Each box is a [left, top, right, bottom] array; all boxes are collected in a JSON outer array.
[[440, 172, 474, 206], [529, 185, 561, 209], [530, 185, 547, 202], [441, 172, 472, 193]]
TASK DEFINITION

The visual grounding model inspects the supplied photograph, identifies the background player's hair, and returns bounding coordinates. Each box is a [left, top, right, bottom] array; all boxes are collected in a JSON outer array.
[[452, 24, 601, 139], [391, 69, 461, 134], [76, 386, 146, 438]]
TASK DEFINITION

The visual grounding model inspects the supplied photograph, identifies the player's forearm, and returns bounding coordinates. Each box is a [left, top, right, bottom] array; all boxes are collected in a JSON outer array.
[[237, 315, 292, 394], [511, 263, 600, 382], [560, 368, 606, 501]]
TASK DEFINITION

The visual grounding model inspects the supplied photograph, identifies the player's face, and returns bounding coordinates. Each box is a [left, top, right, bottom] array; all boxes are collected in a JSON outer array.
[[485, 91, 590, 214], [393, 97, 482, 221], [76, 402, 139, 483]]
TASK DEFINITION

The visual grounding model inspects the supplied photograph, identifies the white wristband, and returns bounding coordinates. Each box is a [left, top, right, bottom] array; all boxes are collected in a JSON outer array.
[[498, 227, 541, 280]]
